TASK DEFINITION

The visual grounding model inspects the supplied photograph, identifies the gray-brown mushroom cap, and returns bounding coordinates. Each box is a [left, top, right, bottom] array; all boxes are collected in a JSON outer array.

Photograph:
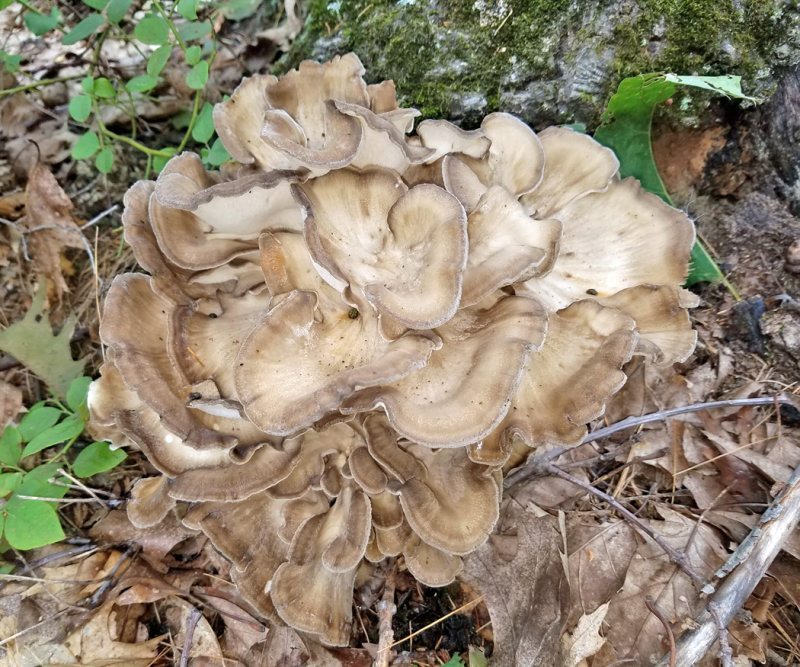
[[213, 54, 369, 172], [344, 294, 548, 447], [298, 167, 468, 329]]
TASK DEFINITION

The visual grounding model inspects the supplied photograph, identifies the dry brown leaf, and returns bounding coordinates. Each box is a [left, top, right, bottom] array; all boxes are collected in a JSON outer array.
[[164, 598, 225, 665], [0, 379, 22, 428], [21, 162, 86, 299], [194, 590, 268, 664], [561, 602, 609, 667], [62, 599, 162, 666], [566, 518, 637, 628], [462, 499, 569, 667], [89, 509, 199, 567], [728, 617, 766, 662], [599, 506, 729, 665], [0, 191, 26, 220]]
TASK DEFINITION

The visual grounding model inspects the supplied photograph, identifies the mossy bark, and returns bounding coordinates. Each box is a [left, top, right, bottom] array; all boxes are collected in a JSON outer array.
[[279, 0, 800, 128]]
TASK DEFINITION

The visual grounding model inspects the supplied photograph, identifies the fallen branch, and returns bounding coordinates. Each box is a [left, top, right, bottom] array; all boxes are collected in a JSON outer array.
[[504, 394, 798, 489], [375, 564, 397, 667], [655, 459, 800, 666]]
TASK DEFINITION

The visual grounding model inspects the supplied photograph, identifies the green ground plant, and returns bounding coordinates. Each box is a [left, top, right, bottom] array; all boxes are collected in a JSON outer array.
[[0, 0, 233, 176], [594, 72, 756, 293], [0, 375, 126, 551]]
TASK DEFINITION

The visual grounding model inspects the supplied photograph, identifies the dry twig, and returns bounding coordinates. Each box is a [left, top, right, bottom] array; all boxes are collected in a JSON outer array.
[[656, 459, 800, 666], [375, 563, 397, 667]]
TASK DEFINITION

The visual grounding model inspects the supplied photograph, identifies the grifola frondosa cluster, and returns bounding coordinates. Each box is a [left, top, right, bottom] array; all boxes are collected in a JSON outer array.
[[89, 54, 697, 646]]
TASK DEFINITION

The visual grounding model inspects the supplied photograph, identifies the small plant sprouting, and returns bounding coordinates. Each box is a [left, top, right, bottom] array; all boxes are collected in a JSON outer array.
[[0, 375, 126, 551], [1, 0, 232, 177]]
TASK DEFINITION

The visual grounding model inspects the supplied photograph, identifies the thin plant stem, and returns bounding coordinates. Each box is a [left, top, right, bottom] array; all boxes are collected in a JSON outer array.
[[0, 75, 82, 98]]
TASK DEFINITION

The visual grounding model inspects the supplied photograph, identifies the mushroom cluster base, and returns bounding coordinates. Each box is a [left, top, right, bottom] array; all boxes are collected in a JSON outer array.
[[88, 53, 697, 647]]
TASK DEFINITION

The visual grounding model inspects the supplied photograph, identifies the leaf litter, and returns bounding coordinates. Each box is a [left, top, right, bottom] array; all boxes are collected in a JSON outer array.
[[2, 12, 800, 667]]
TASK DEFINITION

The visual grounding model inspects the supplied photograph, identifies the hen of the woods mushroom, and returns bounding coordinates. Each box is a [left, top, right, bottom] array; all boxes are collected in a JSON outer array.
[[88, 54, 697, 646]]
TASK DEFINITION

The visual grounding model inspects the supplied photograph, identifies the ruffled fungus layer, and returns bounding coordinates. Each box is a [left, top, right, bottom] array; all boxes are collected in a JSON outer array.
[[89, 53, 696, 646]]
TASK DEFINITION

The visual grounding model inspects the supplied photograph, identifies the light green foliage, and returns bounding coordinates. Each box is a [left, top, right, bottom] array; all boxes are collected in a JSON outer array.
[[594, 73, 754, 293], [0, 376, 126, 551], [0, 285, 85, 398], [4, 0, 233, 178]]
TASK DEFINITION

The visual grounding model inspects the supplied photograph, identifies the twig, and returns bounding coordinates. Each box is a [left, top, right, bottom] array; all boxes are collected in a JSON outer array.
[[544, 462, 707, 589], [505, 395, 798, 489], [645, 596, 676, 667], [179, 607, 203, 667], [384, 594, 486, 653], [655, 459, 800, 666], [80, 204, 118, 230], [89, 545, 136, 607], [583, 396, 797, 443], [375, 564, 397, 667], [708, 602, 733, 667]]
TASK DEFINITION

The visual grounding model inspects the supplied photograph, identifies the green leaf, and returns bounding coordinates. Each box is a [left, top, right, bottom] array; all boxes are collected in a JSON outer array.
[[1, 51, 22, 73], [0, 0, 14, 9], [106, 0, 133, 23], [220, 0, 261, 20], [178, 20, 211, 42], [21, 415, 85, 458], [18, 407, 62, 443], [61, 13, 105, 45], [0, 564, 13, 575], [176, 0, 199, 20], [469, 649, 488, 667], [153, 147, 177, 174], [82, 0, 109, 10], [25, 8, 60, 36], [81, 76, 94, 93], [0, 427, 22, 467], [68, 94, 92, 122], [72, 130, 100, 159], [204, 137, 230, 167], [3, 498, 65, 549], [185, 60, 208, 89], [16, 463, 69, 500], [72, 441, 127, 478], [192, 102, 214, 143], [0, 473, 23, 498], [134, 15, 170, 45], [66, 376, 92, 412], [125, 74, 160, 93], [593, 73, 744, 293], [147, 44, 172, 76], [664, 74, 760, 102], [184, 44, 201, 66], [441, 656, 465, 667], [92, 77, 116, 98], [0, 286, 86, 398], [170, 109, 193, 130], [95, 147, 114, 174]]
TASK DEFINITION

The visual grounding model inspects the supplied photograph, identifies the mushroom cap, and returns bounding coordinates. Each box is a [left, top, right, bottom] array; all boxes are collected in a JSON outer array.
[[518, 178, 696, 312], [213, 54, 369, 172], [271, 485, 371, 645], [344, 294, 548, 447], [297, 167, 468, 329]]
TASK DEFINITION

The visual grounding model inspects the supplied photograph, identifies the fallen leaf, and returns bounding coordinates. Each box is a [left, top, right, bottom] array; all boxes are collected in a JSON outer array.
[[0, 191, 26, 220], [63, 599, 162, 665], [88, 508, 199, 567], [599, 506, 729, 665], [21, 162, 86, 300], [561, 603, 609, 667], [728, 617, 766, 662], [566, 518, 637, 628], [0, 379, 23, 428], [164, 598, 225, 664], [462, 499, 569, 667], [194, 590, 268, 664], [0, 284, 85, 398]]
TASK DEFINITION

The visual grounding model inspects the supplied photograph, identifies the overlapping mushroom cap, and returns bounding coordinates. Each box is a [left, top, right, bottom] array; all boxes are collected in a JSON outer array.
[[88, 53, 696, 646]]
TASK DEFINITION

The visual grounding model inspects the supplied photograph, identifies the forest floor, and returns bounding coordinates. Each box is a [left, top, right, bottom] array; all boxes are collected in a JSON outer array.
[[1, 4, 800, 666]]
